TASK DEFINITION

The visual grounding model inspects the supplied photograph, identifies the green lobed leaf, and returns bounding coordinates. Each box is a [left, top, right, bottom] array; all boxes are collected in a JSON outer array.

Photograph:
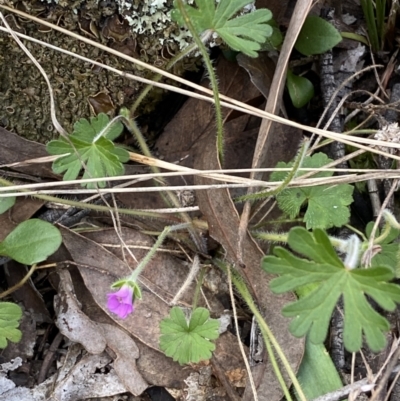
[[286, 69, 314, 108], [47, 113, 128, 189], [159, 307, 220, 365], [172, 0, 273, 57], [0, 219, 62, 264], [295, 15, 342, 56], [171, 0, 215, 33], [0, 302, 22, 348], [213, 0, 254, 27], [262, 227, 400, 352], [271, 153, 354, 229]]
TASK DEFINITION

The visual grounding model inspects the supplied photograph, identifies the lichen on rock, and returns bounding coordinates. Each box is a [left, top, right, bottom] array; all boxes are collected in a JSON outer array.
[[0, 0, 199, 143]]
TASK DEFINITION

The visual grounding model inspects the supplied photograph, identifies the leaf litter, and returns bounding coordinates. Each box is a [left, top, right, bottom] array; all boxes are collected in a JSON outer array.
[[3, 0, 400, 400], [0, 52, 305, 400]]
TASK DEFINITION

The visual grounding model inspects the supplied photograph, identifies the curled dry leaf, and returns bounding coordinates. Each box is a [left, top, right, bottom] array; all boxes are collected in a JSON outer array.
[[51, 353, 128, 401], [0, 127, 57, 179], [99, 323, 148, 395], [55, 269, 107, 355]]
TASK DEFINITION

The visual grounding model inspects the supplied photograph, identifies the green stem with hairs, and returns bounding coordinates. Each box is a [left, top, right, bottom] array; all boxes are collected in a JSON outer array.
[[175, 0, 225, 164], [130, 41, 199, 116], [0, 176, 177, 221], [214, 259, 307, 401], [252, 230, 347, 250], [236, 141, 309, 203], [129, 223, 192, 282], [369, 218, 392, 246], [192, 267, 206, 310]]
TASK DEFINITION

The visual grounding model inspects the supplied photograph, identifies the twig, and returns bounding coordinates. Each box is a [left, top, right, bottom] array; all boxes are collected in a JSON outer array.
[[37, 332, 64, 384], [310, 378, 372, 401]]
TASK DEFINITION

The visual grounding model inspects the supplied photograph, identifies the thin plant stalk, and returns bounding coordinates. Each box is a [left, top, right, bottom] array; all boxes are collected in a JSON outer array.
[[175, 0, 225, 164], [361, 0, 380, 52], [129, 223, 193, 282], [214, 259, 307, 401], [376, 0, 386, 49], [0, 176, 177, 221], [236, 141, 309, 202], [130, 41, 199, 115]]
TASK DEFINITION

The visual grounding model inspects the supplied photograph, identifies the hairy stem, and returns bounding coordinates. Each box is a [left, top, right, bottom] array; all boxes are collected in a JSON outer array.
[[236, 141, 309, 203], [175, 0, 225, 164], [130, 41, 199, 116], [129, 223, 192, 282]]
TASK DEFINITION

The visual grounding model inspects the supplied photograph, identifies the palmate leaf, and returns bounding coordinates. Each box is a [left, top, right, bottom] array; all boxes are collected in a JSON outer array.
[[271, 153, 354, 229], [47, 113, 129, 189], [0, 302, 22, 349], [172, 0, 273, 57], [159, 307, 220, 365], [262, 227, 400, 352]]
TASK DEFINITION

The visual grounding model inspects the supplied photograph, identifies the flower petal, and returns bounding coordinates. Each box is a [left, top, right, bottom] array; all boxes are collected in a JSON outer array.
[[107, 284, 135, 319]]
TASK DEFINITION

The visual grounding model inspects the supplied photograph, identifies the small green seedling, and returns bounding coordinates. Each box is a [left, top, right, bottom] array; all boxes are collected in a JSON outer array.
[[284, 15, 342, 108], [271, 153, 354, 230], [286, 70, 314, 109], [172, 0, 273, 58], [263, 227, 400, 352], [361, 0, 388, 52], [160, 307, 220, 365], [47, 113, 129, 189]]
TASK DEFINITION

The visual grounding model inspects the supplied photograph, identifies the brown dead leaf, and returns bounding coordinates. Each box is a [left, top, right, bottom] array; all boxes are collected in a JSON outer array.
[[82, 227, 224, 313], [155, 58, 261, 177], [54, 269, 148, 395], [236, 53, 275, 100], [59, 225, 247, 386], [60, 264, 197, 388], [195, 135, 304, 401], [5, 260, 51, 324], [0, 197, 44, 241], [99, 323, 148, 395], [256, 0, 292, 26], [59, 225, 168, 352], [55, 269, 107, 355], [0, 127, 56, 179]]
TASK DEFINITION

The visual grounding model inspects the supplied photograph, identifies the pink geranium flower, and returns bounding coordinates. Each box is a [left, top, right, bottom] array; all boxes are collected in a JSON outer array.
[[107, 284, 134, 319]]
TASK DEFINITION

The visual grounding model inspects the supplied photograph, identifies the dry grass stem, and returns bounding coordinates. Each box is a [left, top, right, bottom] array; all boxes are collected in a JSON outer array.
[[1, 11, 400, 160]]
